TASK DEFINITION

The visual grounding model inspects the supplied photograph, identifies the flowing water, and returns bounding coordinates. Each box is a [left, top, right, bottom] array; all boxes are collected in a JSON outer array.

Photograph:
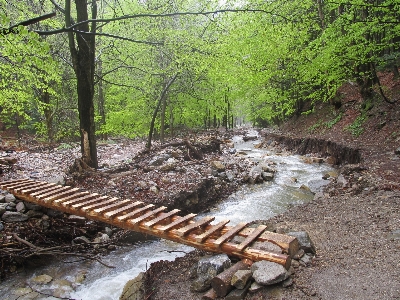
[[1, 134, 334, 300]]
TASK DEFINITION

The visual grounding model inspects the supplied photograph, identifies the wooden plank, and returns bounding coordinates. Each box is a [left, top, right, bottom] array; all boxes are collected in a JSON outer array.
[[70, 196, 109, 209], [104, 201, 143, 219], [176, 216, 215, 237], [0, 179, 30, 186], [14, 181, 52, 193], [158, 213, 196, 232], [128, 206, 167, 226], [91, 199, 131, 215], [116, 204, 155, 222], [80, 197, 119, 212], [213, 222, 247, 248], [236, 225, 267, 252], [33, 186, 71, 199], [238, 228, 299, 257], [195, 220, 230, 243], [18, 183, 56, 194], [2, 180, 37, 191], [41, 188, 79, 203], [51, 191, 89, 206], [143, 209, 180, 228], [60, 193, 100, 207]]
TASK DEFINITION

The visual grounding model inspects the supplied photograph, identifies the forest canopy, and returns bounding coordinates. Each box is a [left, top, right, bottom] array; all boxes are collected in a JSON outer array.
[[1, 0, 399, 155]]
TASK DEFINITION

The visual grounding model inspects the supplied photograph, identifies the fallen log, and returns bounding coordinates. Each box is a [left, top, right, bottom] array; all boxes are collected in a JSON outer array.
[[211, 259, 253, 297]]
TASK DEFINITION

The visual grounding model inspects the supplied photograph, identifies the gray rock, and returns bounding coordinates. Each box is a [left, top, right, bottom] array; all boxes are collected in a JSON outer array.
[[1, 211, 28, 222], [149, 186, 159, 194], [249, 281, 263, 293], [45, 208, 64, 218], [287, 231, 316, 254], [24, 202, 42, 211], [252, 241, 282, 254], [120, 272, 145, 300], [47, 176, 65, 186], [191, 254, 231, 292], [262, 172, 274, 181], [52, 279, 74, 299], [6, 202, 16, 209], [31, 274, 53, 284], [225, 281, 252, 300], [0, 221, 3, 231], [94, 233, 110, 243], [26, 210, 44, 218], [299, 253, 314, 266], [0, 203, 8, 215], [16, 202, 26, 213], [293, 249, 305, 260], [197, 254, 231, 277], [251, 261, 288, 286], [307, 179, 330, 193], [73, 236, 90, 244], [0, 194, 5, 203], [226, 171, 235, 182], [395, 147, 400, 155], [248, 166, 263, 184], [5, 194, 16, 203], [231, 269, 252, 289], [210, 161, 225, 172], [149, 154, 171, 166], [104, 227, 113, 237], [282, 277, 293, 288]]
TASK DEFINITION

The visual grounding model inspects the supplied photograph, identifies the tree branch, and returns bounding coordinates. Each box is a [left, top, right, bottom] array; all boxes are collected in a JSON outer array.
[[1, 12, 56, 35]]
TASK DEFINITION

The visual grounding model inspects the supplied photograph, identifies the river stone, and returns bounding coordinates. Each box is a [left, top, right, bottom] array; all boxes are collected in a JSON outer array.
[[282, 277, 294, 288], [12, 287, 34, 296], [2, 211, 28, 222], [32, 274, 53, 284], [191, 254, 231, 292], [287, 231, 316, 254], [52, 279, 74, 298], [0, 221, 3, 231], [0, 203, 8, 215], [149, 154, 170, 166], [73, 236, 90, 244], [5, 193, 16, 203], [225, 281, 252, 300], [47, 176, 65, 186], [120, 272, 145, 300], [395, 147, 400, 155], [262, 172, 274, 181], [24, 202, 42, 211], [29, 210, 44, 219], [210, 161, 225, 172], [226, 171, 235, 182], [300, 253, 314, 266], [248, 166, 263, 184], [16, 201, 26, 213], [249, 281, 263, 293], [231, 269, 252, 289], [149, 185, 159, 194], [251, 261, 288, 286], [0, 194, 5, 202]]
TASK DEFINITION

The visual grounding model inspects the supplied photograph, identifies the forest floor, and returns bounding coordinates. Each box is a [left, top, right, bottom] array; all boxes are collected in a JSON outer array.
[[0, 71, 400, 299]]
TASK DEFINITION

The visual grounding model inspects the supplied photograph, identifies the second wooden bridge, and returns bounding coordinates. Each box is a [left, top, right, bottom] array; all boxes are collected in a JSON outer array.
[[0, 179, 299, 269]]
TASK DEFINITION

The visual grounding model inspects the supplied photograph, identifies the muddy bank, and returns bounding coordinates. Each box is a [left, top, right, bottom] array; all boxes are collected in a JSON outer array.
[[263, 132, 361, 165]]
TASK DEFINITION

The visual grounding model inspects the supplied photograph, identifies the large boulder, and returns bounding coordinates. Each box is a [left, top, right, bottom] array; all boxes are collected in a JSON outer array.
[[251, 261, 288, 286], [248, 166, 263, 184]]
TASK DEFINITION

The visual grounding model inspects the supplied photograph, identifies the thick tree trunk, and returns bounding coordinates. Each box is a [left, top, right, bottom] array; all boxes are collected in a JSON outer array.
[[66, 0, 98, 168], [41, 91, 54, 142]]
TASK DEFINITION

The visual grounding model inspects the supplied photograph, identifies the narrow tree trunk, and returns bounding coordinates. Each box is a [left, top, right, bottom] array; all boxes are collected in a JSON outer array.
[[146, 74, 178, 150]]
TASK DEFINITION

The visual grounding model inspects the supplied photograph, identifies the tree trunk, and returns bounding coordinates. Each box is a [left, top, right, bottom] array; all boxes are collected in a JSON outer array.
[[146, 74, 178, 150], [66, 0, 98, 168], [41, 90, 54, 143]]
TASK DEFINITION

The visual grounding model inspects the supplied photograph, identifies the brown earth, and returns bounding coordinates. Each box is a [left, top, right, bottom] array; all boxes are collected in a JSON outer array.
[[143, 74, 400, 299]]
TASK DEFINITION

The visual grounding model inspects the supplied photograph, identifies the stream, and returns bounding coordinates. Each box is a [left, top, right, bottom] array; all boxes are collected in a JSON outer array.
[[1, 133, 334, 300]]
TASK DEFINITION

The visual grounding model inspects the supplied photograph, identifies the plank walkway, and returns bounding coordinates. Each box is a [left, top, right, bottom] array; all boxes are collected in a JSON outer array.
[[0, 179, 299, 269]]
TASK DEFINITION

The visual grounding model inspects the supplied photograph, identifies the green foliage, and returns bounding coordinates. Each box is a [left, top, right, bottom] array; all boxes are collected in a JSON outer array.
[[308, 121, 323, 133], [325, 112, 343, 129], [346, 114, 367, 137]]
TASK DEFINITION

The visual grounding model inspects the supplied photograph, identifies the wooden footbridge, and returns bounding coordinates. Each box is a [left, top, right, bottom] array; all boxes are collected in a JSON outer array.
[[1, 179, 298, 269]]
